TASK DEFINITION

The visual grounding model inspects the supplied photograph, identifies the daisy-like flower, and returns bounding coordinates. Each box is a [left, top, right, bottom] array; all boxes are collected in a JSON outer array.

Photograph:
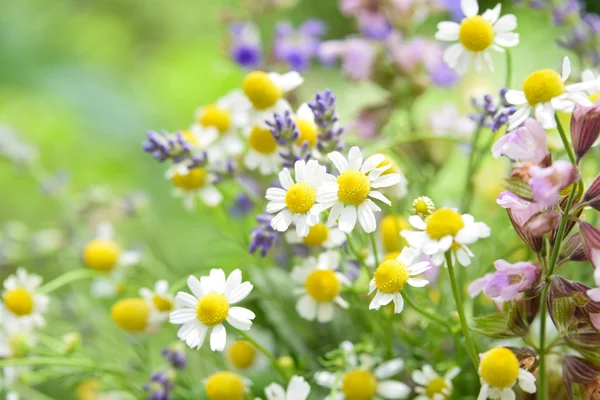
[[477, 347, 536, 400], [412, 365, 460, 400], [1, 268, 49, 328], [191, 90, 251, 162], [379, 215, 410, 253], [435, 0, 519, 74], [315, 345, 410, 400], [292, 103, 321, 158], [110, 297, 164, 334], [243, 124, 281, 175], [266, 159, 329, 237], [204, 371, 251, 400], [581, 69, 600, 102], [169, 269, 254, 352], [139, 280, 174, 323], [319, 146, 402, 233], [0, 323, 36, 360], [260, 375, 311, 400], [224, 328, 272, 373], [506, 57, 594, 130], [369, 247, 431, 313], [166, 164, 223, 210], [284, 221, 346, 249], [242, 70, 303, 125], [412, 196, 436, 218], [401, 208, 491, 266], [291, 251, 350, 322]]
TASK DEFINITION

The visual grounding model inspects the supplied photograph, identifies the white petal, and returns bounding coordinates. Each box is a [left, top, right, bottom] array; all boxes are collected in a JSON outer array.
[[408, 215, 426, 230], [317, 302, 335, 323], [228, 306, 256, 320], [494, 14, 517, 32], [169, 308, 196, 324], [500, 388, 516, 400], [269, 71, 304, 92], [209, 269, 226, 294], [296, 295, 318, 321], [357, 203, 377, 233], [393, 292, 405, 313], [327, 202, 344, 225], [361, 154, 385, 173], [408, 278, 429, 287], [187, 276, 203, 298], [461, 0, 479, 17], [295, 159, 306, 182], [399, 247, 416, 265], [443, 43, 465, 68], [266, 187, 287, 202], [505, 90, 527, 105], [494, 32, 519, 47], [561, 56, 571, 81], [482, 3, 501, 24], [227, 282, 253, 304], [435, 21, 460, 41], [338, 206, 358, 233], [271, 210, 293, 232], [370, 290, 393, 310], [226, 314, 252, 331], [371, 174, 402, 188], [328, 151, 348, 173], [407, 261, 431, 275], [508, 105, 531, 130], [199, 186, 223, 207], [375, 359, 404, 379], [368, 190, 391, 205], [376, 380, 411, 399], [279, 168, 294, 190], [224, 269, 242, 298], [210, 324, 227, 351], [175, 292, 198, 308], [348, 146, 363, 170]]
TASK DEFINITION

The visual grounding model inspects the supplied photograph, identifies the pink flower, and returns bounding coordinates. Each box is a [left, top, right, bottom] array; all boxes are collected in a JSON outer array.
[[319, 38, 375, 81], [579, 222, 600, 269], [496, 190, 544, 226], [492, 118, 549, 163], [588, 268, 600, 302], [528, 160, 578, 207], [468, 260, 540, 301]]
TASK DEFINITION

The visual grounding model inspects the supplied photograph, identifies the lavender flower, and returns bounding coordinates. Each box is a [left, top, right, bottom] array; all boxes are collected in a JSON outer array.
[[230, 22, 263, 69], [307, 89, 344, 153], [552, 0, 582, 25], [273, 20, 327, 71], [492, 118, 549, 163], [266, 110, 308, 167], [142, 130, 195, 163], [230, 194, 254, 218], [468, 260, 540, 302], [249, 213, 280, 256], [144, 370, 175, 400], [471, 88, 517, 132], [161, 344, 186, 369], [528, 160, 578, 207], [319, 38, 376, 81]]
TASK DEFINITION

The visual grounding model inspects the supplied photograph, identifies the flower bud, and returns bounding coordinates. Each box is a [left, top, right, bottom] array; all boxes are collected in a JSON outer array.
[[570, 103, 600, 162], [523, 210, 560, 237], [579, 222, 600, 269], [563, 356, 600, 399], [584, 173, 600, 211]]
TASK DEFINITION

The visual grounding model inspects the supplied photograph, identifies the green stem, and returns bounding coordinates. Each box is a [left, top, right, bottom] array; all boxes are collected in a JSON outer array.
[[345, 233, 367, 270], [505, 49, 512, 88], [37, 269, 99, 295], [0, 357, 127, 376], [538, 183, 579, 400], [461, 126, 484, 212], [445, 252, 479, 370], [236, 329, 287, 381], [555, 113, 576, 164], [369, 233, 380, 267], [401, 291, 453, 332]]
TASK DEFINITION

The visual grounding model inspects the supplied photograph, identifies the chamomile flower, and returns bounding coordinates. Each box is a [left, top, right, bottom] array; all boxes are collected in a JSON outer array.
[[319, 147, 402, 233], [369, 247, 431, 313], [506, 57, 594, 130], [1, 268, 49, 328], [266, 159, 329, 237], [477, 347, 536, 400], [224, 328, 272, 372], [169, 269, 254, 352], [412, 196, 436, 218], [204, 371, 251, 400], [139, 280, 174, 323], [110, 297, 164, 334], [401, 208, 490, 266], [191, 90, 251, 161], [242, 70, 303, 125], [291, 251, 350, 322], [0, 323, 36, 359], [412, 365, 460, 400], [166, 164, 223, 210], [436, 0, 519, 74], [243, 124, 281, 175], [292, 103, 321, 158], [260, 376, 311, 400], [315, 349, 410, 400], [284, 221, 346, 249], [379, 215, 410, 253], [581, 69, 600, 101]]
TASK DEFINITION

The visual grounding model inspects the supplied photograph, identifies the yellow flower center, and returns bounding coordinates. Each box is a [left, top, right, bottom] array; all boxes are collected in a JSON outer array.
[[590, 92, 600, 103], [152, 294, 174, 312], [425, 209, 465, 240], [196, 292, 230, 326], [413, 197, 435, 217], [228, 340, 257, 369], [480, 347, 520, 388], [374, 260, 410, 293], [199, 105, 231, 134], [248, 125, 277, 154], [380, 215, 409, 253], [285, 182, 317, 214], [458, 15, 495, 52], [205, 371, 245, 400], [110, 298, 150, 333], [305, 270, 341, 302], [171, 168, 207, 190], [83, 239, 122, 272], [383, 251, 400, 262], [302, 223, 329, 247], [295, 118, 318, 148], [76, 378, 101, 400], [426, 377, 449, 398], [523, 69, 565, 106], [4, 287, 34, 316], [376, 155, 399, 175], [181, 129, 199, 146], [337, 169, 371, 205], [342, 369, 378, 400], [243, 71, 282, 110]]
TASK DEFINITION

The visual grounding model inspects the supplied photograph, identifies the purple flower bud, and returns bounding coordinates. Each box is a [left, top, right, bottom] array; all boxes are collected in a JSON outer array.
[[579, 222, 600, 269], [584, 173, 600, 211], [523, 209, 561, 237], [563, 356, 600, 399], [571, 104, 600, 162], [497, 190, 546, 252]]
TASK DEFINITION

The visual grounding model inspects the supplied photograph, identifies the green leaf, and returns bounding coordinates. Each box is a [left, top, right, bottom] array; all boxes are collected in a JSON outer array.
[[551, 297, 576, 335], [504, 178, 534, 201]]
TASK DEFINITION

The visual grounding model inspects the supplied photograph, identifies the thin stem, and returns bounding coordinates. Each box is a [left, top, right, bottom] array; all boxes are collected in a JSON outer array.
[[505, 48, 512, 88], [555, 113, 576, 164], [445, 252, 479, 370], [236, 329, 287, 381], [345, 233, 367, 271], [0, 357, 127, 376], [37, 269, 99, 295], [401, 291, 453, 332], [369, 233, 380, 267], [538, 183, 579, 400], [461, 126, 484, 212]]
